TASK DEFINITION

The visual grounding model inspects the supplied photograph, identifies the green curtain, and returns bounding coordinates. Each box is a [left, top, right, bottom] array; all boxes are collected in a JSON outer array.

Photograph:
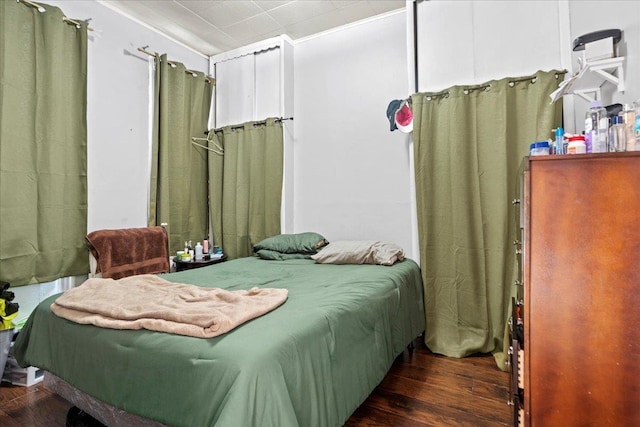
[[411, 70, 564, 366], [0, 1, 88, 286], [148, 54, 214, 254], [209, 118, 283, 259]]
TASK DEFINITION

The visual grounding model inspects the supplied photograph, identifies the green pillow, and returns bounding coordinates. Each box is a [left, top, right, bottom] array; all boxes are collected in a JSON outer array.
[[255, 249, 312, 261], [253, 232, 329, 255]]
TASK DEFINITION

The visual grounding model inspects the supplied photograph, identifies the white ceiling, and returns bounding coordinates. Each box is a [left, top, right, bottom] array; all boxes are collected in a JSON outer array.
[[100, 0, 407, 57]]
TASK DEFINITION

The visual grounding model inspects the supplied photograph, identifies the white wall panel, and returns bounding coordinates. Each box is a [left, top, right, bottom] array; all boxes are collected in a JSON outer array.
[[417, 0, 563, 91], [471, 1, 562, 82], [281, 40, 295, 233], [255, 49, 281, 120], [213, 48, 281, 127], [416, 1, 475, 91], [215, 55, 255, 127]]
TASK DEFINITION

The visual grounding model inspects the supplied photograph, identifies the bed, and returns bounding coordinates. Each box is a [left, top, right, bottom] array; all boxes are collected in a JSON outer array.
[[14, 256, 425, 426]]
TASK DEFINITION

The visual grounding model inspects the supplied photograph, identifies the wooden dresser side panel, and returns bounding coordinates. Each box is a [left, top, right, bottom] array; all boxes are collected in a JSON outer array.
[[521, 166, 531, 427], [527, 155, 640, 426]]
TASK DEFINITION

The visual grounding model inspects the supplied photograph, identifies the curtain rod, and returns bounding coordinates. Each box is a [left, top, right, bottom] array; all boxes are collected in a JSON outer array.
[[508, 71, 565, 86], [18, 0, 45, 12], [17, 0, 94, 31], [138, 46, 215, 84], [137, 46, 155, 58], [422, 71, 568, 100], [205, 117, 293, 134]]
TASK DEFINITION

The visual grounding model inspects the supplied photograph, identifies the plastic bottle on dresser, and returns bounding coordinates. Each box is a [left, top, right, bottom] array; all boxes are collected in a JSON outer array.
[[195, 242, 203, 260], [623, 103, 636, 151], [585, 100, 608, 153], [188, 240, 194, 260], [567, 135, 586, 154], [635, 100, 640, 151], [608, 115, 625, 152], [530, 141, 550, 156], [182, 242, 191, 261], [555, 127, 565, 155]]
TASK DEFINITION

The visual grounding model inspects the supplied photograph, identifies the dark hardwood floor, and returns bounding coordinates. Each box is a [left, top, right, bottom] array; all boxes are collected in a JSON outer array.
[[0, 342, 511, 426], [346, 343, 512, 427]]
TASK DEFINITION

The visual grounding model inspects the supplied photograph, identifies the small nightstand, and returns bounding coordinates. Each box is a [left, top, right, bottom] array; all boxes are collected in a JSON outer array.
[[175, 255, 227, 272]]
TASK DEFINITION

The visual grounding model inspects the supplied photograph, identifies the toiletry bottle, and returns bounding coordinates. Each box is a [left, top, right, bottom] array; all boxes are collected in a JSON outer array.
[[585, 100, 608, 153], [609, 115, 625, 152], [188, 240, 194, 260], [567, 135, 586, 154], [203, 238, 209, 254], [555, 127, 564, 155], [635, 101, 640, 151], [623, 103, 636, 151], [195, 242, 203, 261]]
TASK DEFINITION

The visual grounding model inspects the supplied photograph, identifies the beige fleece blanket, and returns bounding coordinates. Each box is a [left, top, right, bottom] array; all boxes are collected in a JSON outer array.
[[50, 275, 288, 338]]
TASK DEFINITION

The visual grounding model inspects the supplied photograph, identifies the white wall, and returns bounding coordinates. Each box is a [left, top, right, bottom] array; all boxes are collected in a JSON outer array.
[[214, 48, 282, 127], [416, 0, 564, 91], [12, 0, 208, 325], [293, 11, 416, 260]]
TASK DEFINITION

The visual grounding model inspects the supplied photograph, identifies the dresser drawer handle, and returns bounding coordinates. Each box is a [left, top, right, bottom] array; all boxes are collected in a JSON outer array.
[[512, 198, 521, 205]]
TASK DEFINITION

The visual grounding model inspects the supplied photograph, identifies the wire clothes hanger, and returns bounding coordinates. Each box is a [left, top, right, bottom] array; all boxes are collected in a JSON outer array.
[[194, 117, 292, 155], [191, 134, 224, 156]]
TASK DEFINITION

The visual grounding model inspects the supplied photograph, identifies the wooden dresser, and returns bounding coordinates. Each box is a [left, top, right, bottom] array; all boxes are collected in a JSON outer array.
[[512, 153, 640, 426]]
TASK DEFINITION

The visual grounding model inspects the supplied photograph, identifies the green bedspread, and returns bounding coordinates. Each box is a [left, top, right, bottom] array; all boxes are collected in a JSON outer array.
[[14, 257, 425, 427]]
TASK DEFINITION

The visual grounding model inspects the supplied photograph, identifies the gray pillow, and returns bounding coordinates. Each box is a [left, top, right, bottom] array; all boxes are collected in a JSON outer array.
[[311, 241, 405, 266]]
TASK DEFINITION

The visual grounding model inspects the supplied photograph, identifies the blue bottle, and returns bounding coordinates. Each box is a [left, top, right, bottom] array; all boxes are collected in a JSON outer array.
[[555, 127, 564, 155]]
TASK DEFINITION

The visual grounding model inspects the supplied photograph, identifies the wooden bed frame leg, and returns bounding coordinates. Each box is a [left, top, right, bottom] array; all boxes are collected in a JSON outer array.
[[406, 331, 425, 352], [66, 406, 105, 427]]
